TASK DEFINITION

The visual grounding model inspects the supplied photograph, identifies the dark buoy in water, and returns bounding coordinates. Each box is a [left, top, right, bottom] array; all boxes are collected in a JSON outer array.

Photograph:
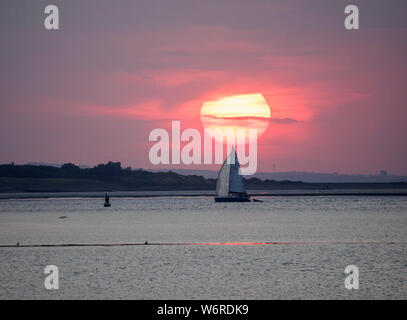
[[104, 193, 111, 207]]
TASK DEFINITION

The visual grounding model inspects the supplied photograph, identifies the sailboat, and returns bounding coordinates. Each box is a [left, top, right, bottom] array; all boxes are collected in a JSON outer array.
[[215, 147, 251, 202]]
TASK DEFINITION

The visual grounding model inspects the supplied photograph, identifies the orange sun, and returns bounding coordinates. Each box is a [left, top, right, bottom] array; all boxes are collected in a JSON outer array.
[[200, 93, 271, 143]]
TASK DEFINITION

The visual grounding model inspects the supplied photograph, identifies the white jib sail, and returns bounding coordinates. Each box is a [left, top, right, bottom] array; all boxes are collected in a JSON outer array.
[[216, 147, 246, 197]]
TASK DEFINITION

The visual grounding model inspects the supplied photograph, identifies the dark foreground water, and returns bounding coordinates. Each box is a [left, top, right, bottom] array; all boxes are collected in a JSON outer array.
[[0, 195, 406, 299]]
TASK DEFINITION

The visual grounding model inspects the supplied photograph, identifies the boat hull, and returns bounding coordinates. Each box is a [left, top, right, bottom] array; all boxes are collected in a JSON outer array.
[[215, 197, 251, 203]]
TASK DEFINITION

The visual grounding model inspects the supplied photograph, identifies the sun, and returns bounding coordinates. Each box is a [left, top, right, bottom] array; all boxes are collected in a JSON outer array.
[[200, 93, 271, 144]]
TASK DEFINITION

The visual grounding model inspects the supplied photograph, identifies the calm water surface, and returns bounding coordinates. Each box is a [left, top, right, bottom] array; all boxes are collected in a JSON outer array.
[[0, 196, 406, 299]]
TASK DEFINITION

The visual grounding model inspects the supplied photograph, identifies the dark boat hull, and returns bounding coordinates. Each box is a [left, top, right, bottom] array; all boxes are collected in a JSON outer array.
[[215, 197, 251, 202]]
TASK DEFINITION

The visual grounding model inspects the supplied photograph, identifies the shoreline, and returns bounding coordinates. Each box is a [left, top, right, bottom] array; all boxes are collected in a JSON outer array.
[[1, 189, 407, 200]]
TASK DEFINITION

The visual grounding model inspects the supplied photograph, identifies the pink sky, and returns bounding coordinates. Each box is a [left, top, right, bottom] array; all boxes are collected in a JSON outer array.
[[0, 0, 406, 174]]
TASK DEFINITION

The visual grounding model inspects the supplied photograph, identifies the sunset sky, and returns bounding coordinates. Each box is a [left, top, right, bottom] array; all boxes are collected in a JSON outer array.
[[1, 0, 406, 174]]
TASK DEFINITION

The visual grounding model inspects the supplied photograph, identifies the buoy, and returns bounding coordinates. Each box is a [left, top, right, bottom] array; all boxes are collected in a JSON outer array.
[[104, 193, 111, 207]]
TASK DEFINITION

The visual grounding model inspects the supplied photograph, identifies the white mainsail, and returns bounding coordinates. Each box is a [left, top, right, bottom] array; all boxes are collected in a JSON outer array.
[[216, 147, 246, 197]]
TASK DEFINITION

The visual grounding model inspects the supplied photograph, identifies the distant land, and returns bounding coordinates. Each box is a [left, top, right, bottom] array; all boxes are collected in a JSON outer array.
[[0, 162, 212, 193], [26, 162, 91, 169], [25, 162, 407, 183], [149, 169, 407, 183], [0, 162, 406, 193]]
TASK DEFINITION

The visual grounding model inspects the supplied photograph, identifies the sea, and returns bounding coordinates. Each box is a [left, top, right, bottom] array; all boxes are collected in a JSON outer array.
[[0, 193, 406, 299]]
